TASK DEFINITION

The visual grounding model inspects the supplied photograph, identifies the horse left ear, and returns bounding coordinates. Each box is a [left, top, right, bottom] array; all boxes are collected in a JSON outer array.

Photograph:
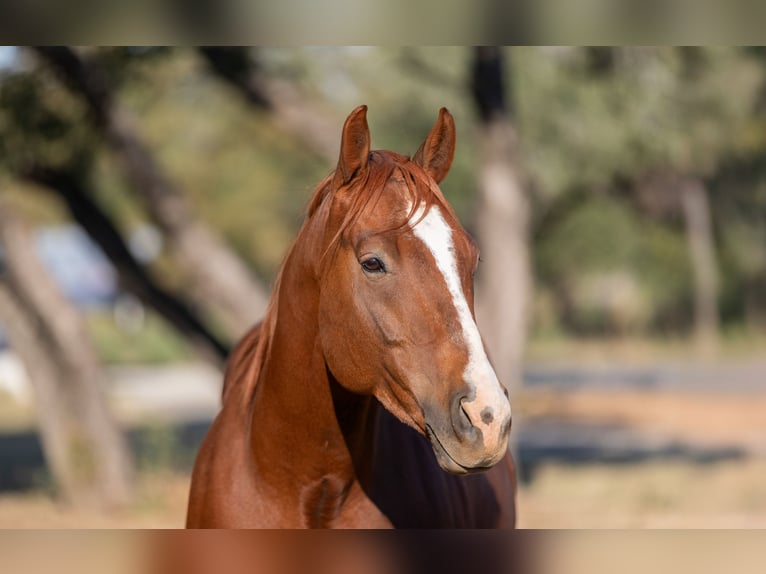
[[335, 105, 371, 187], [413, 108, 456, 184]]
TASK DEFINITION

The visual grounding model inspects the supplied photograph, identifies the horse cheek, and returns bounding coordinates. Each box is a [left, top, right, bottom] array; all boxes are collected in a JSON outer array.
[[318, 296, 374, 394]]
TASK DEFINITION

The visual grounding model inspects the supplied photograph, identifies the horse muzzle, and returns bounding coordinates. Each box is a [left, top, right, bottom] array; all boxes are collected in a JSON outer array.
[[424, 392, 512, 475]]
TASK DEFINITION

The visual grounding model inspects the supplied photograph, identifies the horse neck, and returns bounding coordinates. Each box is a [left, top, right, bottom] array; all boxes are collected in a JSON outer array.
[[248, 212, 377, 493]]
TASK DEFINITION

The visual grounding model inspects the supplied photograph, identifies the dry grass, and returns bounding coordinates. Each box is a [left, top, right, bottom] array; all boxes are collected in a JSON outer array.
[[518, 459, 766, 528], [0, 389, 35, 431], [519, 388, 766, 450], [1, 459, 765, 528], [0, 473, 190, 528], [515, 384, 766, 528]]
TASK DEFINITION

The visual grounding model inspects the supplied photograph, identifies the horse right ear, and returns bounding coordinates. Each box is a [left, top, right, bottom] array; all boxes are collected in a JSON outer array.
[[413, 107, 456, 184], [334, 105, 370, 187]]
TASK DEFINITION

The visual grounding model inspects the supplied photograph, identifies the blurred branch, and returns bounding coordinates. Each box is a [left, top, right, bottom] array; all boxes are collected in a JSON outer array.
[[531, 186, 591, 243], [31, 46, 270, 337], [471, 46, 512, 121], [198, 47, 272, 109], [197, 47, 340, 164], [22, 164, 231, 365], [398, 49, 465, 92]]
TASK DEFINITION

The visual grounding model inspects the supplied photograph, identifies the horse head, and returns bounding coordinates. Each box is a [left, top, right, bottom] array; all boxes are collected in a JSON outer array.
[[315, 105, 512, 474]]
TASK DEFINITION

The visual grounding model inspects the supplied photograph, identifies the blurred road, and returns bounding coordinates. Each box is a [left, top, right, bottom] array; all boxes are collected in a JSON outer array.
[[524, 360, 766, 392], [1, 357, 765, 489]]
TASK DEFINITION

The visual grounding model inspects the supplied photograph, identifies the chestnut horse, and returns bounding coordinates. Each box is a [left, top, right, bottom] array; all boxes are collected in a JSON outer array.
[[187, 106, 517, 528]]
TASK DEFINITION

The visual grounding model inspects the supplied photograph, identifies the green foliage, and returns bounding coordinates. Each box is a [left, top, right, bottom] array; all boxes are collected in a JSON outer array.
[[514, 47, 763, 197], [537, 195, 691, 333], [0, 66, 95, 175], [136, 422, 178, 474], [513, 47, 766, 334], [86, 311, 191, 364], [136, 420, 199, 474]]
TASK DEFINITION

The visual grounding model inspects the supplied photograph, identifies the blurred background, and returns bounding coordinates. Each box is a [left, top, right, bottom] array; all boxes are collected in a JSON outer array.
[[0, 46, 764, 527]]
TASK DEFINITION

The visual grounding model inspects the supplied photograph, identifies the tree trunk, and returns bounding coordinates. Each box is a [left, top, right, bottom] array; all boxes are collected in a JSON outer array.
[[475, 121, 532, 392], [0, 200, 134, 508], [32, 46, 270, 338], [470, 47, 532, 473], [103, 109, 270, 337], [471, 47, 532, 396], [680, 177, 720, 353]]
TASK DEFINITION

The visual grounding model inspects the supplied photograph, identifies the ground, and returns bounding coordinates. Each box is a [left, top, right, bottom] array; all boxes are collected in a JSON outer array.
[[518, 459, 766, 528], [0, 365, 764, 528], [1, 460, 765, 528]]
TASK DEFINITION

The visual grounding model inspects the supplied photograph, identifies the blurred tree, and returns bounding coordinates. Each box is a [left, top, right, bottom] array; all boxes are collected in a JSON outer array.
[[709, 47, 766, 333], [679, 175, 720, 352], [25, 166, 231, 363], [471, 47, 531, 395], [31, 46, 270, 338], [198, 47, 340, 163], [0, 63, 230, 364], [640, 49, 727, 352], [469, 48, 532, 476], [1, 46, 765, 438], [516, 47, 763, 342], [0, 198, 134, 508]]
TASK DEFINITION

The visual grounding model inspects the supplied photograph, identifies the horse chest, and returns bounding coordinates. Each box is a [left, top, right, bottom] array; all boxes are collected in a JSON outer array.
[[367, 408, 503, 528]]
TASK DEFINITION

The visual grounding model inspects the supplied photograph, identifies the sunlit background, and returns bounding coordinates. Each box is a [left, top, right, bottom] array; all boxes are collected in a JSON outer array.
[[0, 46, 765, 528]]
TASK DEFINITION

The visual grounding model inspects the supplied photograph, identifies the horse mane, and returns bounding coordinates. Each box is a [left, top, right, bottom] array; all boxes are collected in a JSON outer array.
[[221, 321, 262, 403], [227, 150, 453, 407], [308, 150, 454, 253]]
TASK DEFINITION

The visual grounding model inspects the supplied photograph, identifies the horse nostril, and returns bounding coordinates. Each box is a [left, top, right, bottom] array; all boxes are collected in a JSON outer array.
[[459, 399, 471, 425], [452, 395, 474, 435]]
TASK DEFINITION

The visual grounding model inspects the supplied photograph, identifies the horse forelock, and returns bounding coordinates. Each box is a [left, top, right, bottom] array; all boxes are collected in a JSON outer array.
[[309, 151, 453, 259]]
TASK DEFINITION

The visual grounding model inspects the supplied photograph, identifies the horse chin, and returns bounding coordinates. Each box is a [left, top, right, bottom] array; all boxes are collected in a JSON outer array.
[[425, 424, 498, 476]]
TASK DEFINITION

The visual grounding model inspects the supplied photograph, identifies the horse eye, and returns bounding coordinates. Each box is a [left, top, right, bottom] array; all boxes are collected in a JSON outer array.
[[361, 257, 385, 273]]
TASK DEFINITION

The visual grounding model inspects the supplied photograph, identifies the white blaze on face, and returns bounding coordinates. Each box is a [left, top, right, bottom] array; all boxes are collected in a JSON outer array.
[[410, 204, 511, 452]]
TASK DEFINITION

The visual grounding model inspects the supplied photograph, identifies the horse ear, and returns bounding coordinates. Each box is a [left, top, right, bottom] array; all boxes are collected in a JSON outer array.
[[335, 105, 371, 186], [413, 107, 456, 184]]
